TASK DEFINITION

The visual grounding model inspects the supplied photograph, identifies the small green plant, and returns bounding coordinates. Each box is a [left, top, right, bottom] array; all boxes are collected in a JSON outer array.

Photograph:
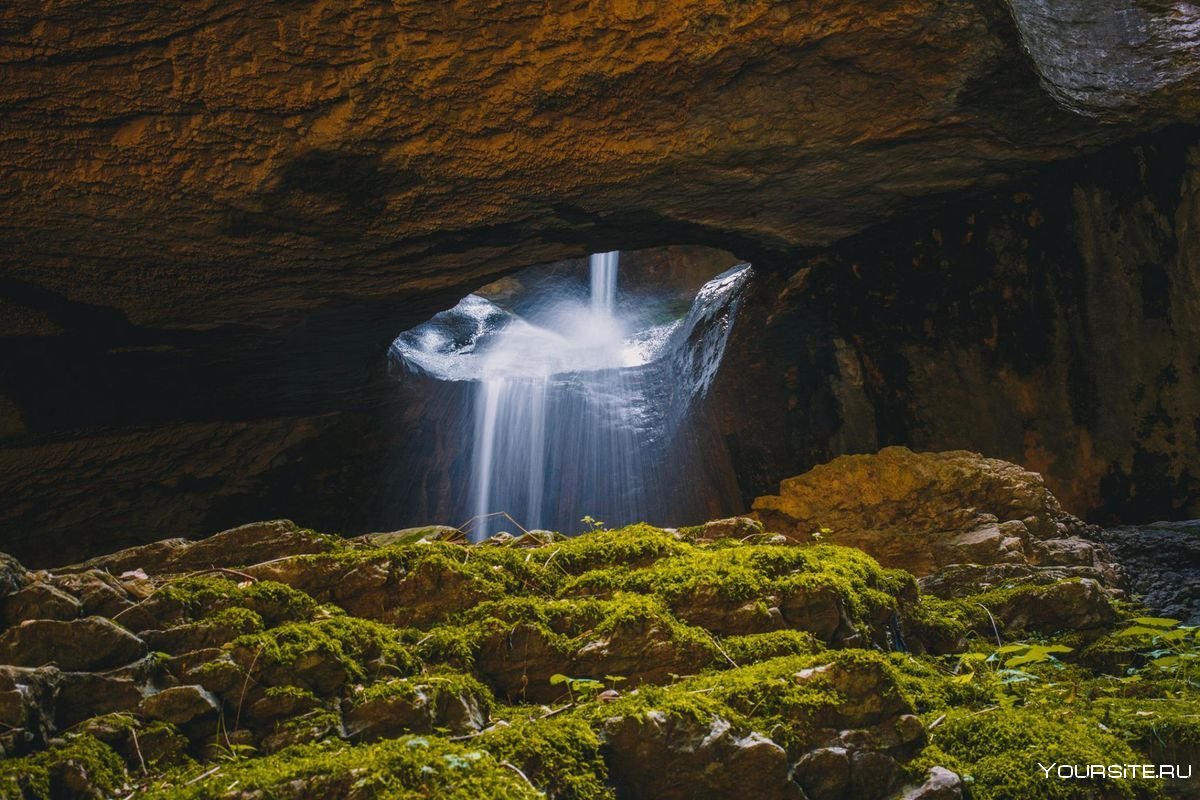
[[953, 642, 1073, 703], [208, 740, 258, 763], [1116, 616, 1200, 692], [549, 673, 605, 703], [580, 516, 606, 533]]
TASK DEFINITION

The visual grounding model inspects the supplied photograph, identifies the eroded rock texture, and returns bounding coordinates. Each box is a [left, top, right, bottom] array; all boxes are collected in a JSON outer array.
[[715, 127, 1200, 523], [752, 446, 1109, 578], [1, 0, 1199, 561]]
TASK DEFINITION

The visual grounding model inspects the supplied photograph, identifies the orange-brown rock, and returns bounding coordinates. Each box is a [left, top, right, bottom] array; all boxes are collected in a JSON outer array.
[[751, 446, 1107, 577], [2, 1, 1200, 562], [6, 0, 1196, 333]]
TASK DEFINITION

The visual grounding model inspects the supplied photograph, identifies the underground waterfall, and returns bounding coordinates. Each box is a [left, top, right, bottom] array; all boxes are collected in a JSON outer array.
[[391, 251, 752, 540]]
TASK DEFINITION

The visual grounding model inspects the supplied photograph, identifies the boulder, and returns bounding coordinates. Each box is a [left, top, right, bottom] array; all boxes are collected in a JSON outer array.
[[0, 555, 29, 599], [791, 746, 850, 800], [2, 582, 82, 626], [65, 521, 341, 576], [56, 673, 145, 729], [244, 553, 489, 628], [891, 767, 964, 800], [669, 586, 783, 637], [682, 517, 766, 542], [602, 712, 802, 800], [0, 617, 146, 671], [345, 683, 487, 741], [987, 578, 1116, 635], [139, 685, 221, 726], [752, 448, 1111, 578], [75, 715, 190, 771], [51, 571, 135, 619], [0, 665, 60, 754]]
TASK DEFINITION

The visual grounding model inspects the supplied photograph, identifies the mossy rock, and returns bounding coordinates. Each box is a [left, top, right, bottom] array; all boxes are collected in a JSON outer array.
[[142, 737, 542, 799], [346, 669, 493, 740], [229, 614, 419, 694], [921, 706, 1159, 800], [145, 576, 320, 629], [0, 734, 127, 799], [442, 594, 717, 703], [479, 715, 614, 800]]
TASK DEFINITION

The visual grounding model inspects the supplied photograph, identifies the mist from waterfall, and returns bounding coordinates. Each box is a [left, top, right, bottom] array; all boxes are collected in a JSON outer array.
[[392, 251, 751, 541]]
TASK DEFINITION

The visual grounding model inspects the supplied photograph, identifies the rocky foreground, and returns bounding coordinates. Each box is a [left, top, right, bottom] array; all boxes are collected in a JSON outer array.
[[0, 449, 1197, 799]]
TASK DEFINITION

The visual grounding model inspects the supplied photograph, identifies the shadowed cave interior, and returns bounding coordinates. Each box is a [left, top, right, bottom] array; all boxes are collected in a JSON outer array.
[[2, 1, 1200, 798]]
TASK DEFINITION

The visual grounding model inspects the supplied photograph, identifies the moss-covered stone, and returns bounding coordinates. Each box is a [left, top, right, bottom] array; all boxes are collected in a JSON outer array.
[[0, 517, 1184, 800], [450, 594, 717, 702], [922, 706, 1159, 800], [479, 715, 614, 800], [149, 575, 320, 628], [347, 669, 493, 740], [143, 737, 542, 799], [230, 614, 419, 693], [0, 734, 127, 799]]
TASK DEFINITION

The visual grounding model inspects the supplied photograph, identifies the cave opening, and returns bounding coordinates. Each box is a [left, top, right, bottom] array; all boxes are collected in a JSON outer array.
[[386, 246, 751, 539]]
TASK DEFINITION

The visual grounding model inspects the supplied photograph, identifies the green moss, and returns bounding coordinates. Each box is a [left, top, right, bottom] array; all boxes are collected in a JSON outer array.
[[265, 707, 343, 750], [479, 715, 614, 800], [449, 593, 717, 666], [926, 706, 1159, 800], [144, 737, 541, 799], [689, 650, 910, 748], [264, 685, 319, 702], [902, 596, 982, 648], [572, 681, 730, 727], [205, 605, 265, 634], [547, 524, 691, 574], [569, 650, 911, 754], [301, 542, 558, 602], [155, 575, 319, 627], [887, 653, 1000, 714], [231, 614, 419, 686], [0, 734, 126, 799], [358, 668, 494, 720], [1078, 631, 1145, 674], [722, 630, 824, 662], [560, 541, 908, 637], [1094, 696, 1200, 749]]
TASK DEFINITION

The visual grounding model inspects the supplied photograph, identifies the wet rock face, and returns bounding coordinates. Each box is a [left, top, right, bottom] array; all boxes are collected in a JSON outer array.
[[1007, 0, 1200, 115]]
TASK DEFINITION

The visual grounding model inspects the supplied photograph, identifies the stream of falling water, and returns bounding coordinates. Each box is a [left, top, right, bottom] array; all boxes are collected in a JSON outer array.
[[392, 251, 751, 541], [471, 252, 631, 539]]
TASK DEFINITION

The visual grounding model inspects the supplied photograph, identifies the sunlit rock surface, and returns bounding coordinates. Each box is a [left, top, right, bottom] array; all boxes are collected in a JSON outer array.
[[751, 446, 1112, 579]]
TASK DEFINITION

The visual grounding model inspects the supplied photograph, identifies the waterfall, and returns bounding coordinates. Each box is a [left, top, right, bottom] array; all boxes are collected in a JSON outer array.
[[590, 251, 618, 317], [392, 252, 752, 541]]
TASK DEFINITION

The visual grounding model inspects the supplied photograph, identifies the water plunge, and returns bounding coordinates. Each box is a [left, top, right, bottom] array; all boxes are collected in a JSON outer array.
[[392, 251, 751, 540]]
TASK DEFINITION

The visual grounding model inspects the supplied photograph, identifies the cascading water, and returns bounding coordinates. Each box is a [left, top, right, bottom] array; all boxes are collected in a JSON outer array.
[[391, 251, 751, 540]]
